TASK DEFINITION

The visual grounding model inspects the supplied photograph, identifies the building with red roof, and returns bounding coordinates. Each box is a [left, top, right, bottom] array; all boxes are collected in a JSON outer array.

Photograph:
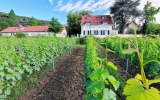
[[0, 25, 50, 36], [56, 25, 67, 37], [0, 25, 67, 37], [81, 15, 118, 37]]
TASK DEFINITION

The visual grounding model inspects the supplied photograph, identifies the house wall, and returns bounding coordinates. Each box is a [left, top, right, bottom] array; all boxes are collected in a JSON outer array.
[[81, 24, 116, 38], [124, 24, 138, 34], [56, 27, 67, 37], [1, 32, 53, 36], [112, 30, 118, 34]]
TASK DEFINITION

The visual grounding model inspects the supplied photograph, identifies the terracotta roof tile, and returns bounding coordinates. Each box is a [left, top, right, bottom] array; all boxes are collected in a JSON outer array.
[[81, 15, 113, 25], [0, 26, 49, 33]]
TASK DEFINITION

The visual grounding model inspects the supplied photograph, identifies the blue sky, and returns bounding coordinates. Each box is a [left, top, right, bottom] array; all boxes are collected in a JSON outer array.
[[0, 0, 160, 24], [0, 0, 113, 25]]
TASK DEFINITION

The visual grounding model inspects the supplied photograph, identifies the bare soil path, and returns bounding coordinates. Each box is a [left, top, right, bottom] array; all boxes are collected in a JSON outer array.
[[19, 48, 85, 100]]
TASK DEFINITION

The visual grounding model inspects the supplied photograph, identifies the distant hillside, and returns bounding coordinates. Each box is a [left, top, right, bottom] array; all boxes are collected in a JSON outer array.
[[0, 11, 49, 30]]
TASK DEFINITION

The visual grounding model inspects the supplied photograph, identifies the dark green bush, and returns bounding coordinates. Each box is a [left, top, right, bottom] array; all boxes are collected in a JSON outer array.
[[0, 33, 2, 36], [15, 32, 26, 38], [77, 37, 86, 44]]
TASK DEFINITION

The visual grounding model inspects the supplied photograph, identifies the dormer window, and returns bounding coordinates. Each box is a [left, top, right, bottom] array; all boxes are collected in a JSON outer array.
[[102, 16, 106, 19], [16, 27, 24, 30], [95, 20, 98, 23], [86, 17, 90, 20]]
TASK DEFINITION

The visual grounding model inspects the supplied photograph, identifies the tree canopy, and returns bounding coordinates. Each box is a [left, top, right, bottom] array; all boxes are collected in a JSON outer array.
[[49, 17, 62, 34], [29, 17, 37, 26], [110, 0, 141, 33], [141, 1, 160, 34], [8, 9, 19, 26], [67, 10, 92, 36]]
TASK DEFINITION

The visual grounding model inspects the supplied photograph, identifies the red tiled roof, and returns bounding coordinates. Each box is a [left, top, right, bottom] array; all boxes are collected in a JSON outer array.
[[81, 15, 113, 25], [0, 26, 49, 33]]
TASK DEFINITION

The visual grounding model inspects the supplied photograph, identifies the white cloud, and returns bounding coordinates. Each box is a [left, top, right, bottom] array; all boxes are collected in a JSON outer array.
[[53, 0, 115, 13], [104, 11, 111, 15], [49, 0, 53, 5], [58, 0, 63, 6], [53, 0, 160, 23]]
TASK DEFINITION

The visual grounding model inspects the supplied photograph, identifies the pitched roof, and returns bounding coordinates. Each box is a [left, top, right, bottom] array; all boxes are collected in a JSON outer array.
[[81, 15, 113, 25], [0, 26, 49, 33]]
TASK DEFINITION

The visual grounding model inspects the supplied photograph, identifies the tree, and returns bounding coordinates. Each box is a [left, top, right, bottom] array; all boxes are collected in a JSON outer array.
[[8, 9, 19, 26], [110, 0, 141, 33], [146, 23, 160, 35], [49, 17, 62, 34], [141, 1, 160, 34], [0, 17, 14, 29], [29, 17, 37, 26], [67, 10, 92, 36]]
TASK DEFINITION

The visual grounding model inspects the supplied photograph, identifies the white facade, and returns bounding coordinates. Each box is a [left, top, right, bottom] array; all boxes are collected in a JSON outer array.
[[1, 32, 53, 36], [56, 27, 67, 37], [81, 24, 118, 38]]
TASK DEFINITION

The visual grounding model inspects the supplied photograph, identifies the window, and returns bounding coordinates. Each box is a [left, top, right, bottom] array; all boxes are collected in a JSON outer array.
[[102, 16, 106, 19], [103, 22, 108, 26], [98, 30, 101, 35], [85, 30, 88, 35], [106, 30, 108, 35], [95, 20, 98, 23], [94, 30, 96, 35], [101, 30, 103, 35], [86, 17, 90, 19], [88, 30, 90, 35], [86, 23, 90, 26], [91, 30, 94, 34], [83, 31, 85, 35], [25, 32, 28, 36], [103, 30, 105, 35]]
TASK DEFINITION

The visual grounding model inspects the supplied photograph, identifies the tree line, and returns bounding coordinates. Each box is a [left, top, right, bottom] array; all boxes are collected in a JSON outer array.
[[0, 9, 49, 31], [110, 0, 160, 35]]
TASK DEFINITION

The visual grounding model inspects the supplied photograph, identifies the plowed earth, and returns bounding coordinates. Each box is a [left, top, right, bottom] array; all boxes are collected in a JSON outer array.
[[19, 48, 85, 100]]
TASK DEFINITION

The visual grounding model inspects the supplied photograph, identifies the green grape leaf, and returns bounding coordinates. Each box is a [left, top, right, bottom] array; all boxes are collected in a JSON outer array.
[[102, 88, 116, 100], [0, 94, 6, 99], [107, 62, 118, 70], [123, 78, 160, 100], [107, 75, 120, 90], [5, 75, 12, 80], [0, 66, 4, 71], [4, 87, 12, 95], [135, 74, 142, 80], [89, 68, 108, 81], [86, 81, 105, 94], [122, 48, 136, 54], [149, 79, 160, 85], [0, 72, 4, 77], [3, 61, 8, 66], [0, 89, 2, 94], [15, 73, 21, 80]]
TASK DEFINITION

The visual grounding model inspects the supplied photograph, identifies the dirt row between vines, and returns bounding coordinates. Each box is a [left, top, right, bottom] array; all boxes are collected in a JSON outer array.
[[18, 47, 160, 100], [19, 48, 85, 100]]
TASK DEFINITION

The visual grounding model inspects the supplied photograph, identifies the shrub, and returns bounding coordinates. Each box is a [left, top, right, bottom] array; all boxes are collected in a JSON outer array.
[[15, 32, 26, 38], [146, 23, 160, 35], [0, 33, 2, 36], [126, 28, 135, 34]]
